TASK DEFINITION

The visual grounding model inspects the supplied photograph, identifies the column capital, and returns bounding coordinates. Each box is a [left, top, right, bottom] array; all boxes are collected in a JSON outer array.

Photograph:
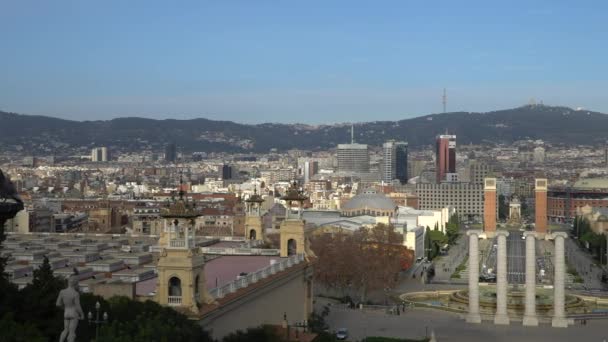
[[495, 230, 509, 237], [523, 231, 538, 238], [466, 229, 483, 237], [548, 232, 568, 240]]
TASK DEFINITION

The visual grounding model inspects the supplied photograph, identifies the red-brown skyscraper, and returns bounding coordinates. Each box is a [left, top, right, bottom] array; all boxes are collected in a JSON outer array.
[[436, 134, 456, 183], [535, 178, 548, 234]]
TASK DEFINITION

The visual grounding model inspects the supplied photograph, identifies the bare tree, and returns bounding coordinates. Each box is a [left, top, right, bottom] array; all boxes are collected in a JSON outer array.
[[311, 224, 411, 303]]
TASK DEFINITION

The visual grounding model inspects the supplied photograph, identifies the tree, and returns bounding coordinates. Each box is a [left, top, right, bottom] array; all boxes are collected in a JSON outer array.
[[16, 256, 66, 340], [310, 224, 409, 303], [222, 325, 282, 342], [0, 313, 46, 342], [94, 296, 213, 342], [444, 212, 461, 244]]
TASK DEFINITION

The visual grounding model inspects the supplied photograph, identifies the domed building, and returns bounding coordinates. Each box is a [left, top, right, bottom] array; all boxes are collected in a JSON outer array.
[[341, 189, 397, 217]]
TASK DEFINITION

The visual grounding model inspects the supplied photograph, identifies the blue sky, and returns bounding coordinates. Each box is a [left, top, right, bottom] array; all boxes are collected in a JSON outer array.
[[1, 0, 608, 123]]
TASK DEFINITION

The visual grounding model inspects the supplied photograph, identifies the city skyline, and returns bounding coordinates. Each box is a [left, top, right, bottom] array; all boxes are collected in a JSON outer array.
[[3, 1, 608, 123]]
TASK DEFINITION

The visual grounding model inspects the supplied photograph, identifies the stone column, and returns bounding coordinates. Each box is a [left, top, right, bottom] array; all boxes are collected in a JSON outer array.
[[552, 232, 568, 328], [523, 231, 538, 326], [494, 230, 510, 325], [466, 230, 482, 323]]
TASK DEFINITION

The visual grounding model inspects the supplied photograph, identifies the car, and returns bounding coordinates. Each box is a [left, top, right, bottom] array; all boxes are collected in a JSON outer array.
[[336, 328, 348, 340]]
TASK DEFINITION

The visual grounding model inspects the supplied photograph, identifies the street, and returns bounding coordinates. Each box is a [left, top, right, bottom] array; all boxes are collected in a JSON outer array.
[[324, 305, 608, 342], [506, 231, 525, 284]]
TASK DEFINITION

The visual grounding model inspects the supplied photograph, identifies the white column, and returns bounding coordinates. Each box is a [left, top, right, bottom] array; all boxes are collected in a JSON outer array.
[[494, 230, 510, 325], [523, 231, 538, 326], [466, 230, 482, 323], [552, 232, 568, 328]]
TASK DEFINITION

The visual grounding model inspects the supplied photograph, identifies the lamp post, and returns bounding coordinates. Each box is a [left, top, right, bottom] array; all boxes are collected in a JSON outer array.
[[88, 301, 108, 341]]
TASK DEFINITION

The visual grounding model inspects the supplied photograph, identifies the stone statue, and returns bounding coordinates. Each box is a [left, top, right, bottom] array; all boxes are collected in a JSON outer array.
[[56, 275, 84, 342]]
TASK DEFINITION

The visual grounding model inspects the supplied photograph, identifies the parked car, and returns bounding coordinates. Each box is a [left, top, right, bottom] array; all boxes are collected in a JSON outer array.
[[336, 328, 348, 340]]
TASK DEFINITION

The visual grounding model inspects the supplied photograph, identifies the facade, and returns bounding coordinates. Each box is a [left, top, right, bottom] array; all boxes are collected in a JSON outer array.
[[382, 141, 397, 183], [533, 146, 546, 163], [483, 178, 497, 234], [91, 147, 108, 162], [132, 206, 163, 235], [337, 143, 369, 173], [260, 168, 296, 184], [435, 134, 456, 183], [393, 206, 454, 234], [303, 161, 319, 184], [416, 182, 485, 219], [396, 225, 425, 259], [469, 161, 491, 184], [535, 178, 548, 234], [341, 189, 396, 217], [382, 141, 408, 184], [165, 143, 177, 163], [221, 164, 233, 180], [395, 142, 409, 184], [547, 178, 608, 221]]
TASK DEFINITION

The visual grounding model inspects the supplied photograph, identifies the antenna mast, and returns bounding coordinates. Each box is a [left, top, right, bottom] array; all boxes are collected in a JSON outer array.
[[351, 124, 354, 144], [442, 88, 447, 113]]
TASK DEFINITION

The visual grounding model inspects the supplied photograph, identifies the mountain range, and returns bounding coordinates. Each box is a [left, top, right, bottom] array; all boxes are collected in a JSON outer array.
[[0, 105, 606, 154]]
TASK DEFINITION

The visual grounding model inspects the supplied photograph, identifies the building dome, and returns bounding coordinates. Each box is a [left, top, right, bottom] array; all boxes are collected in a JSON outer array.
[[341, 190, 396, 217]]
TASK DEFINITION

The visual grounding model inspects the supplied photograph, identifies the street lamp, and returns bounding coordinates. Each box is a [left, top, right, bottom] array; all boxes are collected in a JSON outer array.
[[88, 301, 108, 341]]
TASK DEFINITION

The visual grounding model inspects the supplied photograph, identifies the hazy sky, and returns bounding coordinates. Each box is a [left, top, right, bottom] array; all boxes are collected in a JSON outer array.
[[2, 0, 608, 123]]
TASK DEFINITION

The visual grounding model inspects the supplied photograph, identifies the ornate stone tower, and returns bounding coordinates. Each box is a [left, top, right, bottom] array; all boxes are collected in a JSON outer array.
[[279, 181, 309, 257], [156, 186, 213, 314], [483, 178, 497, 236], [244, 187, 265, 241]]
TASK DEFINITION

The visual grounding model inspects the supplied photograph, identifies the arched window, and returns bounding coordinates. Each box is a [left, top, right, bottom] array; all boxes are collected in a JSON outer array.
[[169, 277, 182, 297], [194, 275, 200, 296], [287, 238, 297, 256], [249, 229, 257, 240]]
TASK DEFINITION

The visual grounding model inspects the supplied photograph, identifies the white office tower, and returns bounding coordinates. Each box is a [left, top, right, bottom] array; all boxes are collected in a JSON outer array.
[[382, 141, 397, 183]]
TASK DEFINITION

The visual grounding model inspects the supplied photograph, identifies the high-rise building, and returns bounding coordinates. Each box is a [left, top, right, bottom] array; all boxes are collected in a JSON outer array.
[[337, 144, 369, 173], [221, 164, 233, 180], [435, 134, 456, 183], [382, 141, 397, 183], [533, 146, 546, 164], [91, 147, 108, 162], [337, 125, 369, 174], [395, 142, 408, 184], [165, 143, 177, 163], [303, 161, 318, 183], [382, 141, 408, 184], [469, 161, 491, 184]]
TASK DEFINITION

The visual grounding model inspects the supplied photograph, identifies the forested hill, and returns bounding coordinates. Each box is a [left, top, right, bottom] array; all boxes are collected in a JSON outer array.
[[1, 105, 606, 153]]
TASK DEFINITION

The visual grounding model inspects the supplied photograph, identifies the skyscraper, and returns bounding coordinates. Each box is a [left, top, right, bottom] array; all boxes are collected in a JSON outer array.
[[382, 141, 397, 183], [337, 125, 369, 174], [382, 140, 408, 184], [435, 134, 456, 183], [221, 164, 233, 180], [90, 147, 108, 162], [395, 142, 408, 184], [337, 144, 369, 173], [303, 161, 319, 183], [165, 143, 177, 163]]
